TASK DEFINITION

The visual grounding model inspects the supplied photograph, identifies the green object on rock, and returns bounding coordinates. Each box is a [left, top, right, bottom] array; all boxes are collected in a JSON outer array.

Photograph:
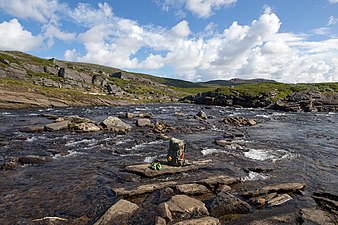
[[150, 162, 162, 170]]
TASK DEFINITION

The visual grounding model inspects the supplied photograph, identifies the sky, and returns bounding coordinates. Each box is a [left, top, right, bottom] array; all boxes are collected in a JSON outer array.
[[0, 0, 338, 83]]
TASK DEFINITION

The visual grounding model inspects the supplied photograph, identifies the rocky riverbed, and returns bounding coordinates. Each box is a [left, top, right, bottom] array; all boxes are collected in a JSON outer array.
[[0, 104, 337, 224]]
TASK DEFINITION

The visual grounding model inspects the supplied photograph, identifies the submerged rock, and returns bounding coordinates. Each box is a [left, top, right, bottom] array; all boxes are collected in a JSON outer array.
[[18, 155, 50, 164], [94, 199, 139, 225], [208, 192, 251, 217]]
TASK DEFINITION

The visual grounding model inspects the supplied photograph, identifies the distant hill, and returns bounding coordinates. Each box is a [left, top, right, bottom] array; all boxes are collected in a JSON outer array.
[[199, 78, 277, 86]]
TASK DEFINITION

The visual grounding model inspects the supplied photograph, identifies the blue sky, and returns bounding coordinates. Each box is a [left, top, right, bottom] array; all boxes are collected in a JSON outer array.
[[0, 0, 338, 83]]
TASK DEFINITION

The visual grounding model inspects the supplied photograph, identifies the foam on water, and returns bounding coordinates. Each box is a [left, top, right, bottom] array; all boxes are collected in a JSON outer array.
[[255, 114, 271, 118], [201, 148, 226, 156], [241, 171, 271, 181], [126, 140, 164, 151], [53, 150, 86, 159], [65, 139, 97, 147], [244, 148, 297, 162]]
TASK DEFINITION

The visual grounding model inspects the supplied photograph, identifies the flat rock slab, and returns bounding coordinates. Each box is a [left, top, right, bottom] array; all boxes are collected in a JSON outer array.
[[199, 175, 240, 187], [173, 216, 220, 225], [176, 184, 211, 195], [113, 181, 177, 197], [124, 163, 199, 178], [243, 182, 305, 197]]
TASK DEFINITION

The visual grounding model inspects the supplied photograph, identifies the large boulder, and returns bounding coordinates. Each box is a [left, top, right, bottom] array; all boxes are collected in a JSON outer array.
[[157, 195, 209, 221], [94, 199, 139, 225], [100, 116, 132, 133], [208, 192, 251, 217]]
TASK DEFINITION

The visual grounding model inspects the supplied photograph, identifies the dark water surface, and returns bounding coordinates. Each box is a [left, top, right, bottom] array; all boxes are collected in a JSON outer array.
[[0, 104, 337, 224]]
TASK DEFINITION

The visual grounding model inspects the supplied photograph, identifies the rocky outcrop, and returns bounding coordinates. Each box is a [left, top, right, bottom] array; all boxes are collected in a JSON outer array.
[[94, 199, 139, 225], [269, 91, 338, 112]]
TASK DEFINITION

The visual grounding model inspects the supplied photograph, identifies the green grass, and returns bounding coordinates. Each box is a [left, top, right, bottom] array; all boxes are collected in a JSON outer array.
[[27, 70, 63, 82]]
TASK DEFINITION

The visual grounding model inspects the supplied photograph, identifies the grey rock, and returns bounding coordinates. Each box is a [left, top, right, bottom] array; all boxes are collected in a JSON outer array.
[[301, 208, 336, 225], [100, 116, 132, 133], [113, 181, 177, 197], [136, 118, 151, 127], [92, 75, 107, 87], [223, 116, 257, 126], [173, 217, 220, 225], [44, 120, 70, 131], [94, 199, 139, 225], [199, 175, 240, 188], [125, 112, 154, 118], [156, 203, 173, 220]]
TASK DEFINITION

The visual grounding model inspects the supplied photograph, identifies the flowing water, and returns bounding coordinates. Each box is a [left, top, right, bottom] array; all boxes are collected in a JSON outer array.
[[0, 104, 337, 224]]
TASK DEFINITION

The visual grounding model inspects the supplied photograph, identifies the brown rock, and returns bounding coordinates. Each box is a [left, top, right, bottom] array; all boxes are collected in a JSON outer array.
[[113, 181, 177, 197], [94, 199, 139, 225], [18, 155, 50, 164], [156, 203, 173, 220], [173, 216, 220, 225], [199, 175, 240, 187], [267, 193, 293, 206], [217, 185, 232, 193], [176, 184, 210, 195], [154, 217, 167, 225], [70, 122, 101, 132], [164, 195, 209, 220]]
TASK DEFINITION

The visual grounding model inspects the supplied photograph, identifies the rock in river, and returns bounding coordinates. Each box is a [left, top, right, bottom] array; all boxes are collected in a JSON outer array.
[[136, 118, 151, 127], [100, 116, 132, 133], [44, 120, 70, 131], [69, 122, 101, 132], [94, 199, 139, 225]]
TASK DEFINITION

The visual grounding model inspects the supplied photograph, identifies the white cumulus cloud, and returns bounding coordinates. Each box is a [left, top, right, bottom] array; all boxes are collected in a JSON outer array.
[[155, 0, 236, 18], [328, 0, 338, 3], [0, 0, 59, 23], [0, 19, 42, 51]]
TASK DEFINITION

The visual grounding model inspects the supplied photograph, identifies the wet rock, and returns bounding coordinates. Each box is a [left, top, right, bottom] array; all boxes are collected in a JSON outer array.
[[153, 122, 171, 133], [44, 120, 70, 131], [214, 140, 244, 150], [154, 217, 166, 225], [196, 111, 207, 120], [1, 160, 18, 170], [199, 175, 240, 188], [136, 118, 151, 127], [217, 185, 232, 193], [94, 199, 139, 225], [157, 203, 173, 220], [39, 114, 60, 120], [223, 117, 257, 126], [301, 208, 336, 225], [158, 195, 209, 221], [32, 216, 68, 224], [20, 126, 44, 133], [243, 183, 305, 197], [124, 163, 199, 178], [113, 181, 177, 197], [100, 116, 132, 133], [313, 191, 338, 215], [18, 155, 50, 164], [69, 122, 101, 132], [249, 212, 299, 225], [176, 184, 211, 195], [173, 216, 220, 225], [267, 193, 293, 206], [208, 192, 251, 217], [125, 112, 154, 118]]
